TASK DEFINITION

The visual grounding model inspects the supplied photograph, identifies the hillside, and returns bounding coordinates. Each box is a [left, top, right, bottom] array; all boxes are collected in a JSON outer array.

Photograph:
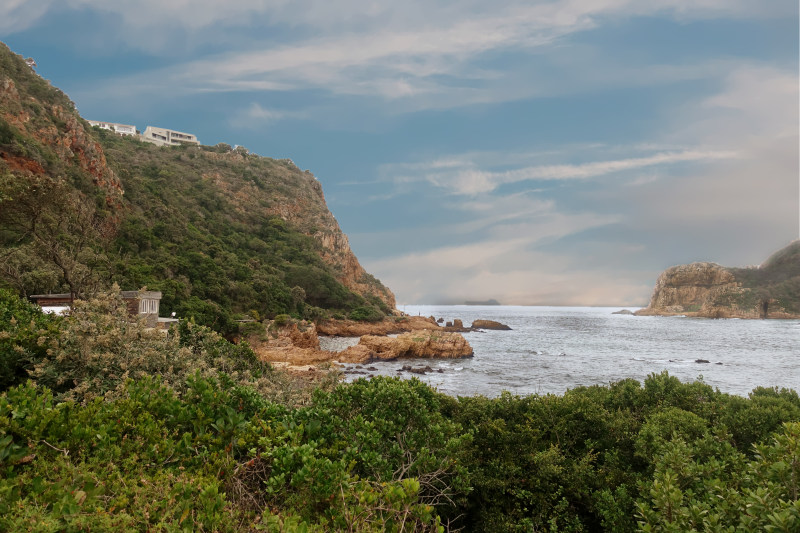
[[635, 241, 800, 318], [0, 42, 394, 333]]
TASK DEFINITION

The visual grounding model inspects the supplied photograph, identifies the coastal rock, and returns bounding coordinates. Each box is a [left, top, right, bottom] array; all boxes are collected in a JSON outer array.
[[317, 315, 439, 336], [636, 262, 737, 316], [337, 330, 473, 363], [471, 319, 512, 330], [612, 309, 634, 315], [635, 245, 800, 319], [442, 318, 473, 332], [249, 321, 334, 365]]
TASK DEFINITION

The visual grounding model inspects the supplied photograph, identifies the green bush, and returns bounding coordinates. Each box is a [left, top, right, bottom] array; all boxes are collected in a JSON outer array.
[[0, 290, 60, 392], [348, 305, 384, 322]]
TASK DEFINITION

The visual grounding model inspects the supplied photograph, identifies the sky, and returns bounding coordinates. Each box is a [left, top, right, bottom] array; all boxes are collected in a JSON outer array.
[[2, 0, 798, 306]]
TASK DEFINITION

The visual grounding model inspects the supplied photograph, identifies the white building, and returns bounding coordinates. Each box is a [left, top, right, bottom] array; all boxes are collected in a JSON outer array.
[[141, 126, 200, 147], [87, 120, 137, 136]]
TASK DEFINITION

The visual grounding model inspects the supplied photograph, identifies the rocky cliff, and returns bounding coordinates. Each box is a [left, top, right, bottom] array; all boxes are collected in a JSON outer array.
[[636, 242, 800, 318], [0, 42, 395, 329]]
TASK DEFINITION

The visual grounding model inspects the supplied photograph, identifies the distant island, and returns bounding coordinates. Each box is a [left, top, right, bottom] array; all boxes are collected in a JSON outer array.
[[636, 241, 800, 319], [465, 299, 501, 306]]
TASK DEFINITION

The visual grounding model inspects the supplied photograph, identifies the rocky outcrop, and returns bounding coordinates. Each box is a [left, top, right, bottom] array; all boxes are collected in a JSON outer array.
[[249, 321, 336, 365], [249, 320, 473, 366], [635, 244, 800, 319], [0, 57, 123, 222], [337, 330, 473, 364], [635, 262, 738, 316], [470, 319, 512, 330]]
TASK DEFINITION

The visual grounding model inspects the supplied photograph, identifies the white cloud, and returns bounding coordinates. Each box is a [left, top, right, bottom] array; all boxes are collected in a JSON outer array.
[[19, 0, 793, 109], [228, 103, 307, 129], [384, 149, 738, 195], [364, 237, 653, 306], [359, 60, 798, 304]]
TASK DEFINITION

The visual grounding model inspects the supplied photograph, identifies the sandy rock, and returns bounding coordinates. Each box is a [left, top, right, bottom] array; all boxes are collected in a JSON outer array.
[[338, 330, 473, 363]]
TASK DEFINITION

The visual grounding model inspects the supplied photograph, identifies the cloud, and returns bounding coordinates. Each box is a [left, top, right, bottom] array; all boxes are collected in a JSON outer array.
[[355, 60, 798, 304], [228, 103, 307, 129], [364, 237, 654, 306], [4, 0, 786, 36], [21, 0, 793, 110], [384, 149, 738, 195]]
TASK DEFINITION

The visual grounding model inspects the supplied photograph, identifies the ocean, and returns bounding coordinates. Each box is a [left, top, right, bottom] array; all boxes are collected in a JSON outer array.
[[322, 305, 800, 397]]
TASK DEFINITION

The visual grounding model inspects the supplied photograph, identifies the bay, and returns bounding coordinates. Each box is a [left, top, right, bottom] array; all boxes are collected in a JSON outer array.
[[329, 305, 800, 397]]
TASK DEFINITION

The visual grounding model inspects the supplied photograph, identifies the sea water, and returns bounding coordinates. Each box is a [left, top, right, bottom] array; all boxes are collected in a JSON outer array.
[[323, 305, 800, 397]]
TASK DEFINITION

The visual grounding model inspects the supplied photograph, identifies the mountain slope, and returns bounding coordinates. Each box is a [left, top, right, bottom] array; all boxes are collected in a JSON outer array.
[[0, 42, 394, 332], [636, 241, 800, 318]]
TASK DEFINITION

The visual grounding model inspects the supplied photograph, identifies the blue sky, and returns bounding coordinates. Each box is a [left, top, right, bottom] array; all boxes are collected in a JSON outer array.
[[3, 0, 798, 306]]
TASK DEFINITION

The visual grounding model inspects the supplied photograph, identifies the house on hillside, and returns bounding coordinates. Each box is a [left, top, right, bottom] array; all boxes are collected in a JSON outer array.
[[30, 291, 162, 327], [141, 126, 200, 147], [87, 120, 137, 136]]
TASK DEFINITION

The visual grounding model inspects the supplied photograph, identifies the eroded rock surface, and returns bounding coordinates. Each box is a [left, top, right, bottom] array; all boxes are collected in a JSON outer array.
[[337, 330, 474, 363]]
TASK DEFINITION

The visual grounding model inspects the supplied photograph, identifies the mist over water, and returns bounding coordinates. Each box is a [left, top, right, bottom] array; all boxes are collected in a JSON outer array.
[[328, 305, 800, 397]]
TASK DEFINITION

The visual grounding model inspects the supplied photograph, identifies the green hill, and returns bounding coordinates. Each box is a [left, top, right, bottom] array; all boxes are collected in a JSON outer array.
[[0, 42, 394, 333]]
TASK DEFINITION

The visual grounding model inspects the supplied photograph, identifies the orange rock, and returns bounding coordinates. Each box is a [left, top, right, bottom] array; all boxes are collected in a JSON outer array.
[[337, 330, 473, 363]]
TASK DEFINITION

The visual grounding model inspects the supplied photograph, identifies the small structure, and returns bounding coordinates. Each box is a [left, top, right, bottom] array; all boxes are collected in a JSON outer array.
[[87, 120, 137, 136], [30, 291, 162, 327], [141, 126, 200, 147]]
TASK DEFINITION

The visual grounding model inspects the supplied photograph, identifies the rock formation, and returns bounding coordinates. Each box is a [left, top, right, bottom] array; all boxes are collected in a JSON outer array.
[[337, 330, 474, 364], [470, 319, 512, 330], [250, 319, 473, 366], [635, 242, 800, 319]]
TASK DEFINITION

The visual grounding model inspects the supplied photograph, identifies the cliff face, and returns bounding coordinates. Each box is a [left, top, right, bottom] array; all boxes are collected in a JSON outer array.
[[0, 41, 395, 326], [0, 58, 122, 206], [636, 242, 800, 318], [189, 150, 395, 310]]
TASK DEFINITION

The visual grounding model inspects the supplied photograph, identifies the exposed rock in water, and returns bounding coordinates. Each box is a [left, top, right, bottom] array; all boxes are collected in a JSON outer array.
[[612, 309, 634, 315], [337, 330, 474, 364], [471, 319, 512, 330], [695, 359, 710, 364], [400, 365, 434, 374]]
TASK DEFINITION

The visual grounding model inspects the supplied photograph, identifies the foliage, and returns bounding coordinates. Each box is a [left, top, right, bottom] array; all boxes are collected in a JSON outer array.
[[726, 241, 800, 314], [0, 289, 60, 391], [637, 422, 800, 531], [0, 41, 391, 333], [23, 287, 271, 403], [1, 364, 799, 531], [1, 284, 799, 530], [348, 305, 385, 322]]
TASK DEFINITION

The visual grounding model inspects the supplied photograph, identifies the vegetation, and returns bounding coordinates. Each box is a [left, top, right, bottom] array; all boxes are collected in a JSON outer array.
[[0, 42, 392, 334], [723, 241, 800, 314], [1, 289, 798, 531]]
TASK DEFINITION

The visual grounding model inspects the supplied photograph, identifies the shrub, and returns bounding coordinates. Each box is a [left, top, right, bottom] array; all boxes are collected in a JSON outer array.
[[348, 305, 384, 322]]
